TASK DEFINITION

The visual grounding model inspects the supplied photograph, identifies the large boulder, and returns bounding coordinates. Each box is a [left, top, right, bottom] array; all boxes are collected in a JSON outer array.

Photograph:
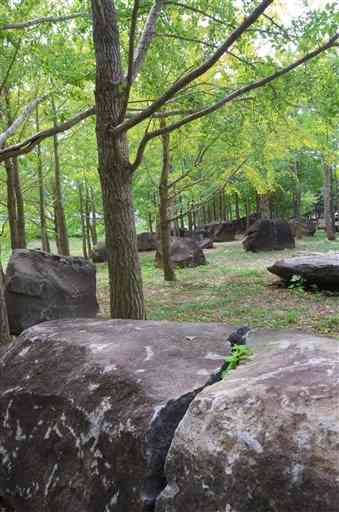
[[91, 241, 107, 263], [0, 319, 230, 512], [155, 238, 206, 268], [289, 218, 317, 238], [156, 330, 339, 512], [268, 254, 339, 290], [137, 232, 158, 252], [243, 219, 295, 252], [5, 250, 98, 335]]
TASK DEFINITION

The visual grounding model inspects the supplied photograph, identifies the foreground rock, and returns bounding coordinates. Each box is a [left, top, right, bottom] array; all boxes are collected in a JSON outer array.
[[243, 219, 295, 252], [0, 319, 231, 512], [156, 330, 339, 512], [155, 238, 206, 268], [137, 232, 158, 252], [268, 254, 339, 290], [5, 250, 98, 335], [91, 241, 107, 263]]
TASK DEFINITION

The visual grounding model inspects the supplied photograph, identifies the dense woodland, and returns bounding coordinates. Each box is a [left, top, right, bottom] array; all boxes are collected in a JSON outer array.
[[0, 0, 338, 335]]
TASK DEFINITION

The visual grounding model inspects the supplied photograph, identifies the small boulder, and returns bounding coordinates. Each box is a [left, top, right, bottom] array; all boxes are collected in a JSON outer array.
[[137, 232, 158, 252], [243, 219, 295, 252], [5, 250, 98, 335], [155, 238, 206, 268], [91, 241, 107, 263], [156, 330, 339, 512], [268, 254, 339, 290]]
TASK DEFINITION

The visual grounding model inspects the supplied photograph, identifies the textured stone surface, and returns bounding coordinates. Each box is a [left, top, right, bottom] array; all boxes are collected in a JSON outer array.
[[197, 238, 214, 250], [5, 250, 98, 335], [202, 222, 236, 242], [155, 238, 206, 268], [0, 319, 231, 512], [243, 219, 295, 252], [91, 241, 107, 263], [156, 330, 339, 512], [137, 232, 158, 252], [289, 219, 317, 238], [268, 254, 339, 290]]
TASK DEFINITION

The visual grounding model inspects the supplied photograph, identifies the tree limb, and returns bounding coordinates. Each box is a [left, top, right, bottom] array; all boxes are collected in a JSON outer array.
[[0, 107, 95, 162], [0, 96, 47, 147], [116, 0, 274, 133], [131, 0, 167, 82], [130, 32, 338, 170], [0, 13, 90, 31]]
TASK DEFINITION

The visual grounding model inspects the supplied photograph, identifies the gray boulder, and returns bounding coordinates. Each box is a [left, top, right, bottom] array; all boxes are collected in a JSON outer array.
[[156, 330, 339, 512], [137, 232, 158, 252], [243, 219, 295, 252], [5, 250, 98, 335], [0, 319, 231, 512], [91, 241, 107, 263], [268, 254, 339, 290], [155, 238, 206, 268]]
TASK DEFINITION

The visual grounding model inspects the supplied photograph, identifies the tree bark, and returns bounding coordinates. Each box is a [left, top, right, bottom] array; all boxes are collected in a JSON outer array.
[[91, 0, 145, 319], [52, 99, 70, 256], [324, 163, 336, 240], [0, 261, 11, 344], [5, 159, 18, 250], [79, 183, 88, 259], [12, 158, 26, 248], [159, 120, 176, 282], [90, 186, 98, 245], [36, 108, 50, 252], [235, 193, 240, 221], [85, 183, 93, 256]]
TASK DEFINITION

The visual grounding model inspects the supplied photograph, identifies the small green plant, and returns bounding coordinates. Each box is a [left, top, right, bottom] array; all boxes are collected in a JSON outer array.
[[221, 345, 253, 379], [288, 274, 305, 291]]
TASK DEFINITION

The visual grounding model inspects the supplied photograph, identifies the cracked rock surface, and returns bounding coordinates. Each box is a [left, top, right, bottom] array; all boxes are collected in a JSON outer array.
[[156, 330, 339, 512], [0, 319, 231, 512]]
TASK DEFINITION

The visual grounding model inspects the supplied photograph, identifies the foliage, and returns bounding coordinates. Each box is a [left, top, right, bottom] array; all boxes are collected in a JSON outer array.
[[220, 345, 253, 379]]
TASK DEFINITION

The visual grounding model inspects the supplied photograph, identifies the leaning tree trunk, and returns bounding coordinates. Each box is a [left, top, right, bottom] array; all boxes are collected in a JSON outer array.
[[52, 99, 70, 256], [159, 120, 176, 282], [36, 108, 50, 253], [324, 163, 336, 240], [91, 0, 145, 319]]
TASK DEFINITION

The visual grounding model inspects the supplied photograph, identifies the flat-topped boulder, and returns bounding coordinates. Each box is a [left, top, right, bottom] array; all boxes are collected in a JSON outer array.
[[268, 254, 339, 290], [243, 219, 295, 252], [0, 319, 231, 512], [155, 238, 206, 268], [137, 232, 158, 252], [5, 250, 98, 335], [156, 330, 339, 512]]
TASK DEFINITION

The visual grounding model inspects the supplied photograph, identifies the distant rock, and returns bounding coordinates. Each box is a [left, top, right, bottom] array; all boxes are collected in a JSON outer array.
[[137, 232, 158, 252], [156, 330, 339, 512], [289, 218, 317, 238], [0, 319, 231, 512], [5, 250, 98, 335], [268, 254, 339, 290], [202, 221, 236, 242], [243, 219, 295, 252], [155, 238, 206, 268], [91, 241, 107, 263]]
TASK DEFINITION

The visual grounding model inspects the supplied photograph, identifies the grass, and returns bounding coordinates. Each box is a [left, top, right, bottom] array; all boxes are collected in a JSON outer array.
[[4, 232, 339, 338], [98, 231, 339, 338]]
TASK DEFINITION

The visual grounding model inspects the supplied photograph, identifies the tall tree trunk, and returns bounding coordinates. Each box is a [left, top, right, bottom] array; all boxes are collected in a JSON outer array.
[[235, 193, 240, 221], [159, 120, 175, 282], [5, 159, 18, 250], [79, 183, 88, 259], [91, 0, 145, 319], [52, 99, 70, 256], [36, 108, 50, 252], [12, 158, 26, 248], [90, 186, 98, 245], [0, 260, 11, 344], [85, 183, 93, 256], [292, 161, 301, 219], [324, 163, 336, 240]]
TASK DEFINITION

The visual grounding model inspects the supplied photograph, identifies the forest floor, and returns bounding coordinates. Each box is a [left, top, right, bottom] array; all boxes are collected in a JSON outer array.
[[94, 231, 339, 339]]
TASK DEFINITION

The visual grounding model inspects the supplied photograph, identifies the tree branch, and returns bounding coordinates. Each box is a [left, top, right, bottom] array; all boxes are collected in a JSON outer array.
[[131, 32, 338, 170], [0, 96, 47, 147], [131, 0, 166, 82], [116, 0, 274, 133], [0, 13, 90, 31], [0, 107, 95, 162]]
